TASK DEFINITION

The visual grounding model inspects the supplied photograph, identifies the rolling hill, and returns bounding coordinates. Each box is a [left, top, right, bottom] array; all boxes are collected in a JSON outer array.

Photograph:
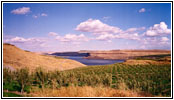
[[3, 43, 86, 71]]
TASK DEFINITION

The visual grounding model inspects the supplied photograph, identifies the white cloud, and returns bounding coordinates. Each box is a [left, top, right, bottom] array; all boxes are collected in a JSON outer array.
[[41, 13, 48, 16], [140, 36, 171, 49], [96, 32, 141, 41], [144, 22, 171, 36], [32, 15, 38, 19], [125, 28, 137, 32], [7, 37, 27, 42], [161, 37, 169, 42], [11, 7, 30, 15], [124, 27, 145, 33], [96, 34, 115, 41], [32, 13, 48, 19], [139, 8, 146, 13], [75, 19, 147, 42], [3, 36, 49, 51], [75, 19, 122, 35], [76, 19, 171, 46], [55, 34, 89, 42], [4, 36, 44, 43], [48, 32, 58, 36], [115, 33, 141, 40]]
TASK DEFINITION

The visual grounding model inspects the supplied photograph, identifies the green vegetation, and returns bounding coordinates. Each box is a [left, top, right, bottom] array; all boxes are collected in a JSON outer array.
[[3, 63, 171, 97], [3, 92, 22, 97], [135, 54, 171, 61], [3, 68, 31, 93]]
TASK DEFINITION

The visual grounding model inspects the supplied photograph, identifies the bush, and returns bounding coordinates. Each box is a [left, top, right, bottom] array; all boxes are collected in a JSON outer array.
[[15, 68, 31, 93]]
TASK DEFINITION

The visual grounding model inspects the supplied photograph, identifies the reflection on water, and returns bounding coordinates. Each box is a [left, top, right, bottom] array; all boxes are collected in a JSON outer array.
[[61, 56, 125, 65]]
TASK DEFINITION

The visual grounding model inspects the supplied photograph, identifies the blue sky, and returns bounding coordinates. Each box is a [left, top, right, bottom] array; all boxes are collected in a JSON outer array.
[[3, 3, 171, 52]]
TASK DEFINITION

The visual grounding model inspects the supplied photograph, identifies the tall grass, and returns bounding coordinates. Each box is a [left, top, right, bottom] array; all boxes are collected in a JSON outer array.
[[29, 86, 153, 97]]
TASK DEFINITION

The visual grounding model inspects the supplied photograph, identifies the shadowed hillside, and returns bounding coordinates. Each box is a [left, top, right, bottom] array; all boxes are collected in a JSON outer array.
[[3, 43, 86, 71]]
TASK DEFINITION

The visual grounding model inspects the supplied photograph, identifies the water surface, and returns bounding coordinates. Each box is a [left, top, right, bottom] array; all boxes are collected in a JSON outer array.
[[62, 56, 124, 66]]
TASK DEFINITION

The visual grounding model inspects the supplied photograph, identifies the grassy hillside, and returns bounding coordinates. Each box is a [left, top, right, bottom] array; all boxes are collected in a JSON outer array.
[[3, 43, 86, 71]]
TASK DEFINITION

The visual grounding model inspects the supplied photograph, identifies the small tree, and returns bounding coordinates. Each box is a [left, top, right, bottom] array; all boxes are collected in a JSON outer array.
[[34, 67, 48, 90], [3, 68, 13, 84], [15, 68, 30, 94], [3, 68, 14, 91]]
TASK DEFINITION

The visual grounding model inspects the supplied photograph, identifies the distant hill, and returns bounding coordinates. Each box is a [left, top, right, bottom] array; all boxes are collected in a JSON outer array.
[[80, 50, 171, 60], [51, 52, 89, 57], [3, 43, 86, 71]]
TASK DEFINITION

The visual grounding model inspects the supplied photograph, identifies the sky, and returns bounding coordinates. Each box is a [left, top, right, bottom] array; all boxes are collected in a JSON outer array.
[[3, 3, 171, 52]]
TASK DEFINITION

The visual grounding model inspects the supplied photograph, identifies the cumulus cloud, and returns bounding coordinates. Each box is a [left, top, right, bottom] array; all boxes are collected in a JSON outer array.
[[3, 36, 49, 51], [116, 33, 141, 40], [160, 37, 170, 45], [96, 32, 141, 41], [4, 36, 44, 43], [48, 32, 89, 43], [75, 19, 171, 48], [161, 37, 169, 42], [41, 13, 48, 16], [55, 34, 89, 42], [123, 27, 146, 33], [48, 32, 58, 36], [75, 19, 122, 35], [96, 34, 115, 41], [5, 37, 27, 43], [140, 36, 171, 49], [75, 19, 147, 42], [11, 7, 30, 15], [144, 22, 171, 36], [125, 28, 137, 32], [142, 36, 170, 45], [94, 27, 143, 41], [139, 8, 146, 13]]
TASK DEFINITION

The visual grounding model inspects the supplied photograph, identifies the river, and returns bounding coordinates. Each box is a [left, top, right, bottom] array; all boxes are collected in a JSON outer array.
[[61, 56, 125, 66]]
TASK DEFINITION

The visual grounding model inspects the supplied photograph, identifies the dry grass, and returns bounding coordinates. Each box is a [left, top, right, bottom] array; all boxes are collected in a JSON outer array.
[[29, 86, 153, 97], [123, 59, 171, 65], [3, 43, 86, 71]]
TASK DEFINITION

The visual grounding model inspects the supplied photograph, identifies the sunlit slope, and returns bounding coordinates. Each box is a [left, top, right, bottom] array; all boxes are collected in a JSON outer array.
[[3, 43, 86, 71]]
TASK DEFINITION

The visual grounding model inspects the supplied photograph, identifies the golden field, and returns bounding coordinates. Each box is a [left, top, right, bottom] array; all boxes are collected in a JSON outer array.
[[3, 43, 85, 71]]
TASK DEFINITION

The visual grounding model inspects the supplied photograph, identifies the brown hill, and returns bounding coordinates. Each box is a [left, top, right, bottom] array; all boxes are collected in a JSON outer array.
[[3, 43, 86, 71], [81, 50, 171, 60]]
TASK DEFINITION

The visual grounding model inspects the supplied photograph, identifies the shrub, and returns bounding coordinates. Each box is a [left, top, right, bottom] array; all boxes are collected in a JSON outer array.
[[15, 68, 31, 93]]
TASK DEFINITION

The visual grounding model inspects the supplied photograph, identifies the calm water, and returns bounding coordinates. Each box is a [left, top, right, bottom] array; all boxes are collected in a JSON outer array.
[[62, 56, 125, 66]]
